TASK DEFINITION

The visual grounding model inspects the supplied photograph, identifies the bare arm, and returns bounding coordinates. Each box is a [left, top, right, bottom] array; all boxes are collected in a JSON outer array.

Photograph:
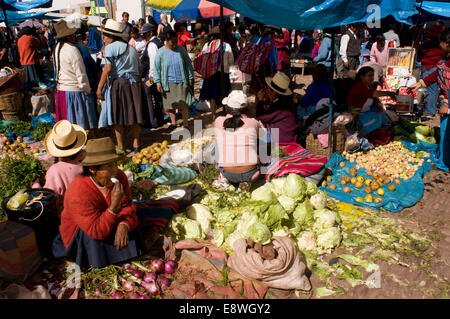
[[96, 63, 112, 100]]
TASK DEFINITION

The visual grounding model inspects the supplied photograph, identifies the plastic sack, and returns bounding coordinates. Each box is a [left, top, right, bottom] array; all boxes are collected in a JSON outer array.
[[334, 113, 353, 125], [196, 100, 211, 112], [147, 165, 197, 185], [31, 112, 55, 130], [31, 95, 50, 117], [0, 284, 51, 299], [345, 133, 360, 153]]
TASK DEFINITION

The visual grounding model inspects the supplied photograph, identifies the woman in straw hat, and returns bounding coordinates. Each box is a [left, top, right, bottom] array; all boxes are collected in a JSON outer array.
[[213, 90, 267, 191], [53, 20, 98, 130], [256, 71, 298, 144], [199, 26, 234, 120], [96, 19, 144, 153], [53, 137, 146, 268], [32, 120, 87, 209]]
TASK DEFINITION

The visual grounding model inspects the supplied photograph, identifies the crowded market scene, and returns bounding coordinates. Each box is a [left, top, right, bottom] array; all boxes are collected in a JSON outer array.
[[0, 0, 449, 301]]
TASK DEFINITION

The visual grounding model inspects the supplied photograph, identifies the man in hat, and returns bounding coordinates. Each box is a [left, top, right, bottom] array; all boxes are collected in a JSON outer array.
[[417, 24, 446, 116], [141, 23, 164, 128]]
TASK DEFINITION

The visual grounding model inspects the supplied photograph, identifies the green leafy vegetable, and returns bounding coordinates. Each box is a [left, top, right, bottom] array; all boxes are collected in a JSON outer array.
[[292, 199, 314, 226], [283, 173, 306, 200], [31, 122, 54, 141], [251, 183, 275, 202]]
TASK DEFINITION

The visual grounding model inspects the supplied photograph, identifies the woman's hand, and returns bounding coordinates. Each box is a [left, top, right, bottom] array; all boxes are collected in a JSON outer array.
[[157, 84, 163, 93], [96, 89, 104, 101], [439, 103, 448, 117], [109, 182, 125, 213], [114, 223, 129, 250], [408, 82, 422, 93]]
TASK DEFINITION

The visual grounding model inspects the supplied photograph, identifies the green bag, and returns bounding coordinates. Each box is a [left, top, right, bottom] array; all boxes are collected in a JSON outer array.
[[149, 165, 197, 185]]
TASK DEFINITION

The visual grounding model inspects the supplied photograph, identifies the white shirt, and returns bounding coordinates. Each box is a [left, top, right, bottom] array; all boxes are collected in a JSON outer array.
[[147, 36, 159, 79], [339, 29, 357, 63]]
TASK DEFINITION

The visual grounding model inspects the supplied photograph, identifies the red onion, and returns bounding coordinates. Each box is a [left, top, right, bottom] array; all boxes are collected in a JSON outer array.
[[93, 289, 101, 296], [138, 294, 150, 299], [141, 281, 159, 296], [150, 259, 165, 273], [143, 260, 152, 266], [131, 269, 144, 279], [164, 260, 177, 274], [157, 275, 169, 289], [143, 272, 157, 283], [121, 279, 135, 292], [126, 292, 139, 299], [123, 263, 137, 271], [111, 290, 124, 299]]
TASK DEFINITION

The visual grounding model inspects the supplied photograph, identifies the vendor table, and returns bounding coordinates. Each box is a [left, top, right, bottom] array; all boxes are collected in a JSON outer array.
[[290, 62, 314, 82]]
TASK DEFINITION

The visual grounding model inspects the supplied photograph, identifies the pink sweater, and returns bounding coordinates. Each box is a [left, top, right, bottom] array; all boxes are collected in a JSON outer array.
[[33, 160, 83, 205], [370, 41, 389, 67], [214, 115, 267, 167]]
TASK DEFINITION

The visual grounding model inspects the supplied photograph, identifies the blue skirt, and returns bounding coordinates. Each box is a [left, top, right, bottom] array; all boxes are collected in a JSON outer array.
[[199, 72, 231, 103], [52, 228, 146, 269], [65, 91, 98, 130]]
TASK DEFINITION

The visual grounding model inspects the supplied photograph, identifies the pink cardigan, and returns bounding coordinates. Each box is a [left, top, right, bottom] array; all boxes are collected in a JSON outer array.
[[370, 41, 389, 67]]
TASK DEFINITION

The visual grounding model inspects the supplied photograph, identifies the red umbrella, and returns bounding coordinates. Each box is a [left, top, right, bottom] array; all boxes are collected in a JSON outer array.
[[198, 0, 234, 18]]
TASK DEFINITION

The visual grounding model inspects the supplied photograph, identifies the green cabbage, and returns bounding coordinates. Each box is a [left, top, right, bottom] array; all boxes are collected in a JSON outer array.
[[293, 199, 314, 226], [239, 214, 272, 244], [260, 203, 289, 228], [186, 204, 214, 234], [415, 125, 431, 136], [337, 254, 380, 272], [169, 214, 204, 240], [272, 226, 290, 237], [305, 180, 318, 196], [313, 209, 337, 231], [222, 230, 245, 254], [270, 177, 286, 196], [283, 174, 306, 200], [277, 195, 296, 213], [414, 131, 428, 143], [251, 183, 275, 202], [425, 136, 436, 144], [316, 287, 337, 298], [297, 231, 316, 251], [316, 227, 341, 254], [310, 191, 327, 210]]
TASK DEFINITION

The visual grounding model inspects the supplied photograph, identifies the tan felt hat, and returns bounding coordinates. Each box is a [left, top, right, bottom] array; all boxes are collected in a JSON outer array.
[[265, 71, 293, 96], [54, 20, 78, 39], [80, 137, 124, 166]]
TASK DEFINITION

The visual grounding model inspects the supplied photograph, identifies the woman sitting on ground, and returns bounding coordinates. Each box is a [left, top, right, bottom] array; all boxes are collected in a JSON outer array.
[[53, 137, 145, 268], [256, 72, 299, 143], [214, 91, 267, 191], [346, 66, 396, 136], [297, 64, 334, 120], [32, 120, 87, 209]]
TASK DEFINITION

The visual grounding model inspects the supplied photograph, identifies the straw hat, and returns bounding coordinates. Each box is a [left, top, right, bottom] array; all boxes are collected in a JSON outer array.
[[44, 120, 87, 157], [54, 20, 77, 40], [80, 137, 124, 166], [222, 90, 248, 109], [100, 19, 126, 38], [265, 72, 292, 96]]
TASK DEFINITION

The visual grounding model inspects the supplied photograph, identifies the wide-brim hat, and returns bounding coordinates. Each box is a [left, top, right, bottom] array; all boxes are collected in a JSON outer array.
[[222, 90, 248, 109], [99, 19, 127, 38], [54, 20, 78, 40], [80, 137, 124, 166], [265, 72, 292, 96], [44, 120, 87, 157]]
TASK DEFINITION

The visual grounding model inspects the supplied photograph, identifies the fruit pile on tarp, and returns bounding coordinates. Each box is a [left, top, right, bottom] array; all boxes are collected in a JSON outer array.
[[320, 142, 433, 213]]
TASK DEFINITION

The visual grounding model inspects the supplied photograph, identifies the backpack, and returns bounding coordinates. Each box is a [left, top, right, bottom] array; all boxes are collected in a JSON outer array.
[[141, 38, 163, 78], [193, 40, 222, 79], [437, 59, 450, 98], [237, 37, 274, 74]]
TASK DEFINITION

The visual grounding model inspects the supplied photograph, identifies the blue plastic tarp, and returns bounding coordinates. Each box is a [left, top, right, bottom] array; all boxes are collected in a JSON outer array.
[[319, 142, 434, 213], [0, 0, 53, 11], [0, 10, 47, 24], [419, 1, 450, 19], [208, 0, 417, 29]]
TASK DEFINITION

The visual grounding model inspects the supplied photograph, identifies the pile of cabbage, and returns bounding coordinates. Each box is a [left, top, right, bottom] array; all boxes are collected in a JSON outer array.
[[167, 174, 342, 255]]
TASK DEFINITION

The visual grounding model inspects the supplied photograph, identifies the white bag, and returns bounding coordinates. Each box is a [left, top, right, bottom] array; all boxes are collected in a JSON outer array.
[[31, 95, 50, 117]]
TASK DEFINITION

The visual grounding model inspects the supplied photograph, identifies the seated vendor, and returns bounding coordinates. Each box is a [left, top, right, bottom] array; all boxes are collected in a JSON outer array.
[[256, 72, 299, 143], [346, 66, 396, 136], [32, 120, 87, 209], [53, 137, 145, 268], [214, 90, 267, 190], [297, 64, 334, 120]]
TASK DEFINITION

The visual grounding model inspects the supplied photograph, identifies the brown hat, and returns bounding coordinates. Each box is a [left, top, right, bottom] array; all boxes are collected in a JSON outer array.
[[265, 72, 293, 96], [44, 120, 87, 157], [80, 137, 124, 166], [54, 20, 77, 39], [209, 26, 220, 36]]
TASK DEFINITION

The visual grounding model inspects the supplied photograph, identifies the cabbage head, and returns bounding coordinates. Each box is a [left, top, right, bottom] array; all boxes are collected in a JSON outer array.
[[239, 214, 272, 244], [222, 230, 245, 254], [186, 204, 214, 234], [251, 183, 275, 202], [283, 174, 306, 200], [415, 125, 431, 136], [270, 177, 286, 197], [310, 191, 327, 210], [316, 227, 341, 254], [293, 199, 314, 226], [297, 231, 316, 251], [169, 214, 204, 240], [277, 195, 296, 213], [313, 209, 337, 231], [260, 203, 289, 228], [305, 180, 318, 196], [272, 226, 290, 238]]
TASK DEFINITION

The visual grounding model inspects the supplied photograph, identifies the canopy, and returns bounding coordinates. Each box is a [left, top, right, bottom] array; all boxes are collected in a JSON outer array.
[[0, 10, 48, 25], [145, 0, 182, 12], [419, 1, 450, 19], [0, 0, 53, 11], [208, 0, 418, 29]]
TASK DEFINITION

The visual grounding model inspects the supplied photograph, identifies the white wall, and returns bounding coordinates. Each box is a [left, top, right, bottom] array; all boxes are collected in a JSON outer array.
[[115, 0, 144, 24]]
